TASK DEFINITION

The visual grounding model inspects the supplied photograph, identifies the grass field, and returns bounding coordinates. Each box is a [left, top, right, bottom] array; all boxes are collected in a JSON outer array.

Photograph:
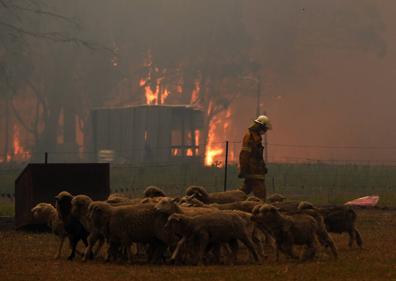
[[1, 162, 396, 207], [0, 209, 395, 281]]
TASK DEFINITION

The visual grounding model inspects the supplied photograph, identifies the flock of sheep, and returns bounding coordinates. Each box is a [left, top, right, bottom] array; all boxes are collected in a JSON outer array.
[[31, 186, 363, 265]]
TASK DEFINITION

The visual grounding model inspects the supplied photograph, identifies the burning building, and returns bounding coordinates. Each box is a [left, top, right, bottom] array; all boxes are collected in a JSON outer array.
[[91, 105, 204, 164]]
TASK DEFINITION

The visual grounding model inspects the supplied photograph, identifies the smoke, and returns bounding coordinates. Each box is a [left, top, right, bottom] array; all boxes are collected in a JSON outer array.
[[1, 0, 395, 163]]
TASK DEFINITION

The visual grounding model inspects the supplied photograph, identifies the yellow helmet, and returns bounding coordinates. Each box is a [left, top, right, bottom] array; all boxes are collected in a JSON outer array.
[[254, 115, 272, 130]]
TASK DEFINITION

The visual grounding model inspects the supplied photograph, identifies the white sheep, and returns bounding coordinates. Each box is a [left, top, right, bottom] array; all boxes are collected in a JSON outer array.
[[31, 203, 67, 259]]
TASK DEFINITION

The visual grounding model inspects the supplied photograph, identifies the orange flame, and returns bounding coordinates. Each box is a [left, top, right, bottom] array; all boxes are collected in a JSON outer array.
[[205, 116, 224, 166], [140, 79, 170, 105], [186, 148, 193, 157], [191, 80, 200, 104], [161, 89, 170, 104], [7, 125, 31, 162], [204, 109, 233, 166]]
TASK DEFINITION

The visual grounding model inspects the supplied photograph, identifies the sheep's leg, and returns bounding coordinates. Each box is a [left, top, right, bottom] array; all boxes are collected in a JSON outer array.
[[281, 242, 298, 260], [302, 241, 316, 261], [170, 236, 187, 262], [324, 235, 338, 258], [348, 229, 356, 248], [317, 231, 338, 258], [83, 232, 99, 261], [54, 236, 65, 259], [67, 236, 78, 261], [207, 242, 221, 264], [239, 235, 259, 262], [252, 229, 266, 260], [354, 228, 363, 248], [105, 241, 118, 262], [228, 239, 239, 265], [149, 242, 167, 264], [196, 234, 209, 265], [126, 244, 133, 264], [93, 237, 105, 258]]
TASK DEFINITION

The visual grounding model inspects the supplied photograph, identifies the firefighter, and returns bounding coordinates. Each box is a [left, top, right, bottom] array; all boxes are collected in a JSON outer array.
[[238, 115, 272, 200]]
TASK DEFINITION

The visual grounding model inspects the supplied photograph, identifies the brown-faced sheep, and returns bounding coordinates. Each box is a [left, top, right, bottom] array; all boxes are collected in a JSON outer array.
[[252, 204, 319, 261], [55, 191, 89, 260], [31, 203, 67, 259], [165, 211, 260, 265], [185, 186, 247, 204]]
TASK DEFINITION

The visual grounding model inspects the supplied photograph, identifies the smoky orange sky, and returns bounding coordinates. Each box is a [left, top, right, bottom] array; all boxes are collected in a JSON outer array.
[[226, 1, 396, 163]]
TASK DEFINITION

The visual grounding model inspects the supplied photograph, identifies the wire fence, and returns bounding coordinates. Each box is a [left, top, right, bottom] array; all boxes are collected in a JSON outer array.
[[1, 141, 396, 205]]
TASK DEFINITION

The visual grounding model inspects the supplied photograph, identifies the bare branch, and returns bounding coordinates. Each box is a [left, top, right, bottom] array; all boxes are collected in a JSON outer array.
[[0, 0, 8, 8], [0, 21, 100, 49], [7, 2, 81, 28]]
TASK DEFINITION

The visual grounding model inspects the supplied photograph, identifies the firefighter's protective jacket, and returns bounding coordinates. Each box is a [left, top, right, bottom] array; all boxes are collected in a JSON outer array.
[[239, 130, 267, 180]]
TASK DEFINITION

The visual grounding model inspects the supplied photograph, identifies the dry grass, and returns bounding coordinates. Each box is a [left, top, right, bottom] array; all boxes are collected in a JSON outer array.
[[0, 209, 396, 281]]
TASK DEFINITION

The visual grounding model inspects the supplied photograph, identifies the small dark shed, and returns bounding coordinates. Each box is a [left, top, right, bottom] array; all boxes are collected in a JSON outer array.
[[15, 163, 110, 229]]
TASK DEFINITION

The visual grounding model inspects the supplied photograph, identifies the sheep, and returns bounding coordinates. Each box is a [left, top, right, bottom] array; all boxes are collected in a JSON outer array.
[[318, 205, 363, 248], [71, 195, 106, 261], [209, 201, 262, 213], [292, 202, 338, 258], [296, 201, 362, 248], [143, 186, 166, 198], [87, 201, 173, 264], [155, 198, 267, 264], [165, 211, 260, 265], [251, 204, 320, 261], [162, 196, 270, 255], [154, 197, 217, 216], [185, 185, 247, 204], [246, 196, 263, 203], [31, 203, 67, 259], [71, 195, 93, 231], [267, 193, 287, 203], [154, 197, 227, 263], [55, 191, 89, 260]]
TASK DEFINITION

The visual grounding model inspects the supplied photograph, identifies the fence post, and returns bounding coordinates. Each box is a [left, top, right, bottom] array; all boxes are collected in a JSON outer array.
[[224, 141, 229, 191], [45, 152, 48, 164]]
